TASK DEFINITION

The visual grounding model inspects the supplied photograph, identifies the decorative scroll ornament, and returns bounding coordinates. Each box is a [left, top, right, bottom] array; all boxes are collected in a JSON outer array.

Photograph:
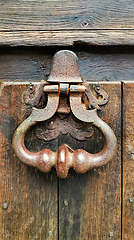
[[35, 114, 94, 141], [12, 50, 117, 178]]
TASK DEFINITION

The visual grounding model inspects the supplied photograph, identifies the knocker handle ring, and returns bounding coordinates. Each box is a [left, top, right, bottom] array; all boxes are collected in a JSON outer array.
[[12, 50, 117, 178]]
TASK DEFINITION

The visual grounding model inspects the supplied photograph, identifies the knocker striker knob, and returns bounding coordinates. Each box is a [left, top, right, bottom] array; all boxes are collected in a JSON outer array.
[[12, 50, 117, 178]]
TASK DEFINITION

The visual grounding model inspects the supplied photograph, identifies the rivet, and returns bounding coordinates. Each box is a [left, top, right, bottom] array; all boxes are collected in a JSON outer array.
[[3, 202, 8, 210], [129, 198, 133, 203], [64, 200, 68, 206], [29, 82, 35, 92], [95, 84, 100, 90], [109, 232, 113, 237], [29, 82, 33, 88]]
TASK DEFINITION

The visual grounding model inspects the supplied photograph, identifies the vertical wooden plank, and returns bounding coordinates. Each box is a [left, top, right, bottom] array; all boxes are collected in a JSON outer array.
[[59, 83, 121, 239], [0, 83, 58, 239], [122, 81, 134, 239]]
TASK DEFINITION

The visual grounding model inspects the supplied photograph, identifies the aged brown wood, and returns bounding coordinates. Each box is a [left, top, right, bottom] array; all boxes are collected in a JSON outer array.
[[0, 47, 134, 239], [0, 0, 134, 46], [0, 0, 134, 235], [0, 0, 134, 30], [0, 48, 134, 83], [122, 82, 134, 240], [0, 30, 134, 46], [59, 83, 121, 239], [0, 83, 58, 239]]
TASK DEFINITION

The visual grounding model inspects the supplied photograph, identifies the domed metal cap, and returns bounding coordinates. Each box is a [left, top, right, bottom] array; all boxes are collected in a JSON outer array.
[[47, 50, 82, 83]]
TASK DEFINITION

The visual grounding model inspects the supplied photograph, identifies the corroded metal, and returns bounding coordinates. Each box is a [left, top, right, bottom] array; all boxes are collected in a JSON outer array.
[[12, 50, 117, 178], [36, 113, 94, 141], [24, 80, 47, 107], [47, 50, 82, 83], [83, 79, 108, 110]]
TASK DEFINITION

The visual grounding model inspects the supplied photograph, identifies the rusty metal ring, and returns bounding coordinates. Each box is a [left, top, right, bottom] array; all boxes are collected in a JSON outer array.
[[12, 91, 116, 178], [70, 92, 117, 174]]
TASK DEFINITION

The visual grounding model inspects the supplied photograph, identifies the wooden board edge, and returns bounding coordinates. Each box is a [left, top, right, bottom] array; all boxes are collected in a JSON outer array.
[[122, 81, 134, 239], [0, 30, 134, 47]]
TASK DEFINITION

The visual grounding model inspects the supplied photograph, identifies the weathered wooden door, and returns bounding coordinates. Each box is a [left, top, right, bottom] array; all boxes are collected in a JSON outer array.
[[0, 1, 134, 239]]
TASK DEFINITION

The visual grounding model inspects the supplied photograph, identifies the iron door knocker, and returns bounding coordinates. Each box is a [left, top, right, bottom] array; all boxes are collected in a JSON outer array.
[[12, 50, 117, 178]]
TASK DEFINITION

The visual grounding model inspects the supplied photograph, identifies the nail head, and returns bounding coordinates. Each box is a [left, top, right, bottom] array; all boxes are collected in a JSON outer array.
[[109, 232, 113, 237], [48, 231, 52, 236], [3, 202, 8, 210], [64, 200, 68, 206], [129, 198, 133, 203]]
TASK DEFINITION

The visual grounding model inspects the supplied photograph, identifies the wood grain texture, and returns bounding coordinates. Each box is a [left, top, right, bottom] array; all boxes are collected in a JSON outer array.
[[0, 48, 134, 83], [0, 0, 134, 30], [0, 0, 134, 45], [0, 30, 134, 46], [59, 83, 121, 239], [0, 83, 58, 240], [122, 82, 134, 240]]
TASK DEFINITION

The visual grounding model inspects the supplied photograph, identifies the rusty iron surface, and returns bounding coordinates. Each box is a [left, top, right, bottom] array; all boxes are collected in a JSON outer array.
[[83, 79, 108, 110], [47, 50, 82, 83], [12, 50, 117, 178], [23, 80, 47, 107], [36, 113, 94, 141]]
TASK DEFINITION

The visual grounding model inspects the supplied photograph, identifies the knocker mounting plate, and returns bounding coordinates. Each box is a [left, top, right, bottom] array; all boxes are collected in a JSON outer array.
[[12, 50, 117, 178]]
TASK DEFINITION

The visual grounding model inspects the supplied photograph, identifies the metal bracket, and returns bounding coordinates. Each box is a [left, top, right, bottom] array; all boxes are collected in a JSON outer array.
[[12, 50, 117, 178]]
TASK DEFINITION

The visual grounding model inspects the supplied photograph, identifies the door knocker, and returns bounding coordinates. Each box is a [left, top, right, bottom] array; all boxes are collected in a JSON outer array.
[[12, 50, 117, 178]]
